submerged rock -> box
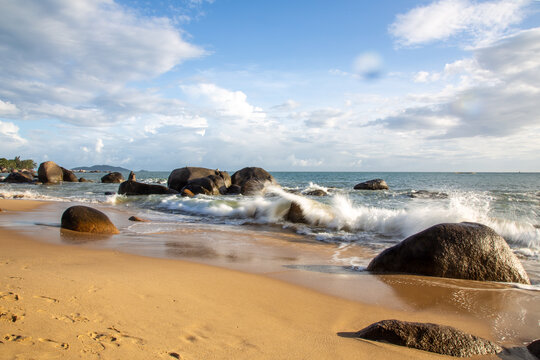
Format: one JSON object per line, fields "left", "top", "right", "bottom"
{"left": 38, "top": 161, "right": 64, "bottom": 184}
{"left": 101, "top": 172, "right": 124, "bottom": 183}
{"left": 61, "top": 206, "right": 119, "bottom": 234}
{"left": 354, "top": 179, "right": 389, "bottom": 190}
{"left": 128, "top": 216, "right": 149, "bottom": 222}
{"left": 304, "top": 189, "right": 328, "bottom": 196}
{"left": 352, "top": 319, "right": 502, "bottom": 357}
{"left": 231, "top": 167, "right": 277, "bottom": 195}
{"left": 408, "top": 190, "right": 448, "bottom": 199}
{"left": 367, "top": 222, "right": 530, "bottom": 284}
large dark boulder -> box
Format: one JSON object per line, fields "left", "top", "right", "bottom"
{"left": 528, "top": 339, "right": 540, "bottom": 359}
{"left": 352, "top": 320, "right": 502, "bottom": 357}
{"left": 61, "top": 206, "right": 119, "bottom": 234}
{"left": 231, "top": 167, "right": 277, "bottom": 195}
{"left": 354, "top": 179, "right": 389, "bottom": 190}
{"left": 367, "top": 222, "right": 530, "bottom": 284}
{"left": 118, "top": 179, "right": 178, "bottom": 196}
{"left": 167, "top": 167, "right": 231, "bottom": 193}
{"left": 61, "top": 167, "right": 78, "bottom": 182}
{"left": 101, "top": 172, "right": 124, "bottom": 183}
{"left": 286, "top": 202, "right": 307, "bottom": 224}
{"left": 4, "top": 171, "right": 34, "bottom": 183}
{"left": 38, "top": 161, "right": 64, "bottom": 184}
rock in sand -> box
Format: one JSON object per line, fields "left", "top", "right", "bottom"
{"left": 61, "top": 205, "right": 119, "bottom": 234}
{"left": 367, "top": 222, "right": 530, "bottom": 284}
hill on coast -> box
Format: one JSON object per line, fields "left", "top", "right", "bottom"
{"left": 72, "top": 165, "right": 130, "bottom": 172}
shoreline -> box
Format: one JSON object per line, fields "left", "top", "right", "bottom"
{"left": 0, "top": 199, "right": 537, "bottom": 359}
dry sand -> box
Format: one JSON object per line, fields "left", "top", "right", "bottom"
{"left": 0, "top": 199, "right": 513, "bottom": 359}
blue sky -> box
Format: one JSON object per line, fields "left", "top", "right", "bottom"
{"left": 1, "top": 0, "right": 539, "bottom": 171}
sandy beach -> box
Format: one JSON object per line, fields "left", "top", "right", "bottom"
{"left": 0, "top": 199, "right": 535, "bottom": 359}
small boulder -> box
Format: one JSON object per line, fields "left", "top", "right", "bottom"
{"left": 354, "top": 179, "right": 389, "bottom": 190}
{"left": 304, "top": 189, "right": 327, "bottom": 196}
{"left": 3, "top": 171, "right": 34, "bottom": 183}
{"left": 61, "top": 167, "right": 78, "bottom": 182}
{"left": 128, "top": 216, "right": 148, "bottom": 222}
{"left": 231, "top": 167, "right": 277, "bottom": 195}
{"left": 286, "top": 202, "right": 307, "bottom": 224}
{"left": 78, "top": 177, "right": 91, "bottom": 183}
{"left": 181, "top": 188, "right": 195, "bottom": 197}
{"left": 38, "top": 161, "right": 64, "bottom": 184}
{"left": 61, "top": 206, "right": 119, "bottom": 234}
{"left": 528, "top": 339, "right": 540, "bottom": 359}
{"left": 367, "top": 222, "right": 530, "bottom": 284}
{"left": 226, "top": 184, "right": 242, "bottom": 195}
{"left": 352, "top": 319, "right": 502, "bottom": 357}
{"left": 101, "top": 172, "right": 124, "bottom": 183}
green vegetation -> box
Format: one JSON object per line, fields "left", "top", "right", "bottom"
{"left": 0, "top": 156, "right": 37, "bottom": 171}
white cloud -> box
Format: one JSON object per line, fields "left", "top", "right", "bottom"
{"left": 95, "top": 138, "right": 104, "bottom": 153}
{"left": 414, "top": 71, "right": 441, "bottom": 83}
{"left": 377, "top": 27, "right": 540, "bottom": 139}
{"left": 390, "top": 0, "right": 531, "bottom": 47}
{"left": 182, "top": 83, "right": 266, "bottom": 122}
{"left": 0, "top": 100, "right": 19, "bottom": 116}
{"left": 0, "top": 120, "right": 26, "bottom": 143}
{"left": 287, "top": 154, "right": 324, "bottom": 168}
{"left": 0, "top": 0, "right": 204, "bottom": 125}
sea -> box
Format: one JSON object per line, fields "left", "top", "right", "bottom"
{"left": 1, "top": 171, "right": 538, "bottom": 271}
{"left": 2, "top": 170, "right": 539, "bottom": 345}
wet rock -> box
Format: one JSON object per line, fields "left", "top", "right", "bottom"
{"left": 286, "top": 202, "right": 307, "bottom": 224}
{"left": 128, "top": 216, "right": 149, "bottom": 222}
{"left": 354, "top": 179, "right": 389, "bottom": 190}
{"left": 118, "top": 175, "right": 178, "bottom": 196}
{"left": 61, "top": 206, "right": 119, "bottom": 234}
{"left": 181, "top": 188, "right": 195, "bottom": 197}
{"left": 367, "top": 222, "right": 530, "bottom": 284}
{"left": 231, "top": 167, "right": 277, "bottom": 195}
{"left": 304, "top": 189, "right": 327, "bottom": 196}
{"left": 104, "top": 191, "right": 115, "bottom": 196}
{"left": 528, "top": 339, "right": 540, "bottom": 359}
{"left": 61, "top": 167, "right": 78, "bottom": 182}
{"left": 3, "top": 171, "right": 34, "bottom": 183}
{"left": 408, "top": 190, "right": 448, "bottom": 199}
{"left": 38, "top": 161, "right": 64, "bottom": 184}
{"left": 226, "top": 184, "right": 242, "bottom": 195}
{"left": 101, "top": 172, "right": 124, "bottom": 183}
{"left": 167, "top": 167, "right": 231, "bottom": 193}
{"left": 78, "top": 177, "right": 90, "bottom": 183}
{"left": 351, "top": 319, "right": 502, "bottom": 357}
{"left": 128, "top": 171, "right": 136, "bottom": 182}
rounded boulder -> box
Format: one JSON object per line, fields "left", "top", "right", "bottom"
{"left": 38, "top": 161, "right": 64, "bottom": 184}
{"left": 61, "top": 206, "right": 119, "bottom": 234}
{"left": 367, "top": 222, "right": 530, "bottom": 284}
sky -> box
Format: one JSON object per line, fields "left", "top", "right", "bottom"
{"left": 0, "top": 0, "right": 539, "bottom": 172}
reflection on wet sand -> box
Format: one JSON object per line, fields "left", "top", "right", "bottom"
{"left": 60, "top": 228, "right": 115, "bottom": 243}
{"left": 375, "top": 274, "right": 540, "bottom": 345}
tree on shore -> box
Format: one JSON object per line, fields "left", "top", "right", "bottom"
{"left": 0, "top": 156, "right": 37, "bottom": 171}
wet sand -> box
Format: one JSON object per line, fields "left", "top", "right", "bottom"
{"left": 0, "top": 199, "right": 537, "bottom": 359}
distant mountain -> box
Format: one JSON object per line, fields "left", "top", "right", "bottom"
{"left": 72, "top": 165, "right": 131, "bottom": 172}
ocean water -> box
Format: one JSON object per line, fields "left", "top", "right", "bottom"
{"left": 1, "top": 170, "right": 539, "bottom": 269}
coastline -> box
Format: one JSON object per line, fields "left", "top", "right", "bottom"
{"left": 0, "top": 198, "right": 506, "bottom": 359}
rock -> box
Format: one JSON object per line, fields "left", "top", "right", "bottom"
{"left": 101, "top": 172, "right": 125, "bottom": 183}
{"left": 118, "top": 179, "right": 178, "bottom": 196}
{"left": 304, "top": 189, "right": 327, "bottom": 196}
{"left": 104, "top": 191, "right": 115, "bottom": 196}
{"left": 354, "top": 179, "right": 389, "bottom": 190}
{"left": 286, "top": 202, "right": 307, "bottom": 224}
{"left": 231, "top": 167, "right": 277, "bottom": 195}
{"left": 61, "top": 167, "right": 78, "bottom": 182}
{"left": 60, "top": 205, "right": 119, "bottom": 234}
{"left": 409, "top": 190, "right": 448, "bottom": 199}
{"left": 226, "top": 184, "right": 242, "bottom": 195}
{"left": 38, "top": 161, "right": 64, "bottom": 184}
{"left": 128, "top": 171, "right": 136, "bottom": 181}
{"left": 528, "top": 339, "right": 540, "bottom": 359}
{"left": 352, "top": 320, "right": 502, "bottom": 357}
{"left": 181, "top": 188, "right": 195, "bottom": 197}
{"left": 78, "top": 177, "right": 90, "bottom": 183}
{"left": 3, "top": 171, "right": 34, "bottom": 183}
{"left": 167, "top": 167, "right": 231, "bottom": 193}
{"left": 128, "top": 216, "right": 148, "bottom": 222}
{"left": 367, "top": 222, "right": 531, "bottom": 284}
